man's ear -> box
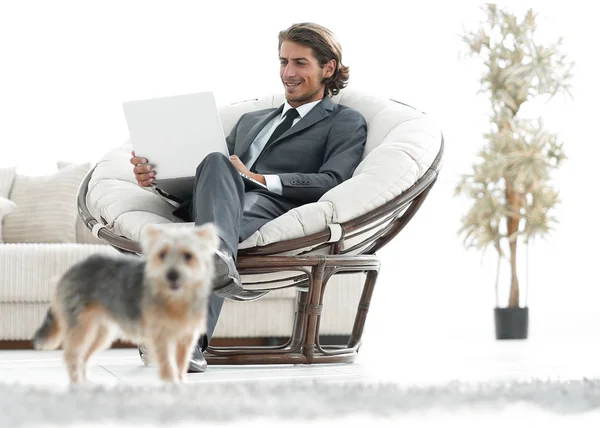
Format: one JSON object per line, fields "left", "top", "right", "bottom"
{"left": 323, "top": 59, "right": 336, "bottom": 79}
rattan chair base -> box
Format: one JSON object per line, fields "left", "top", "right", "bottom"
{"left": 205, "top": 254, "right": 379, "bottom": 365}
{"left": 204, "top": 350, "right": 358, "bottom": 365}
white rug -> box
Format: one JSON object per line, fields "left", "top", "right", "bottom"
{"left": 2, "top": 378, "right": 600, "bottom": 427}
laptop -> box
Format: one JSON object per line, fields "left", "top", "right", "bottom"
{"left": 123, "top": 91, "right": 267, "bottom": 203}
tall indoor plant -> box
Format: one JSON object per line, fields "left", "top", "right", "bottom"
{"left": 456, "top": 4, "right": 573, "bottom": 339}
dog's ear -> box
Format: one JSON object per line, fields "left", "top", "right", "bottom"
{"left": 140, "top": 225, "right": 162, "bottom": 252}
{"left": 194, "top": 223, "right": 220, "bottom": 251}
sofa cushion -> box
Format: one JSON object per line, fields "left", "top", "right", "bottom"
{"left": 0, "top": 302, "right": 51, "bottom": 340}
{"left": 3, "top": 163, "right": 91, "bottom": 244}
{"left": 0, "top": 167, "right": 16, "bottom": 199}
{"left": 0, "top": 243, "right": 120, "bottom": 302}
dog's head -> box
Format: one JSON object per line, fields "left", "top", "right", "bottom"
{"left": 140, "top": 223, "right": 220, "bottom": 300}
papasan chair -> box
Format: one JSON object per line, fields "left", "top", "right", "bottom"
{"left": 77, "top": 88, "right": 444, "bottom": 365}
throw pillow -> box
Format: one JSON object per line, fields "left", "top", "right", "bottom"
{"left": 0, "top": 197, "right": 17, "bottom": 243}
{"left": 0, "top": 166, "right": 16, "bottom": 198}
{"left": 2, "top": 163, "right": 91, "bottom": 243}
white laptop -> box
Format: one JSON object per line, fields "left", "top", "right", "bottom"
{"left": 123, "top": 91, "right": 267, "bottom": 203}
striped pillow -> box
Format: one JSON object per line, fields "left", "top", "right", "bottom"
{"left": 0, "top": 167, "right": 17, "bottom": 244}
{"left": 0, "top": 167, "right": 16, "bottom": 198}
{"left": 0, "top": 197, "right": 17, "bottom": 243}
{"left": 2, "top": 164, "right": 90, "bottom": 243}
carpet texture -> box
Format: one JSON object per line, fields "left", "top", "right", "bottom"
{"left": 2, "top": 378, "right": 600, "bottom": 427}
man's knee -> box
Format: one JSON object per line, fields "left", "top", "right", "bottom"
{"left": 195, "top": 152, "right": 230, "bottom": 175}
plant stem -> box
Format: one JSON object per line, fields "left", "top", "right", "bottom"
{"left": 495, "top": 251, "right": 501, "bottom": 307}
{"left": 505, "top": 180, "right": 521, "bottom": 307}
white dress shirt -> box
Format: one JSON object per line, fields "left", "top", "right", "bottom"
{"left": 244, "top": 99, "right": 322, "bottom": 195}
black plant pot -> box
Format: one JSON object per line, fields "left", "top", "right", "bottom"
{"left": 494, "top": 307, "right": 528, "bottom": 340}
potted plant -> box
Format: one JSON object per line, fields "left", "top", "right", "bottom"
{"left": 456, "top": 4, "right": 573, "bottom": 339}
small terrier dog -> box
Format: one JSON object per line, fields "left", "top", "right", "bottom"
{"left": 33, "top": 223, "right": 219, "bottom": 384}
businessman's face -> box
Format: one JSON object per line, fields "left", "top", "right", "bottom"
{"left": 279, "top": 41, "right": 335, "bottom": 108}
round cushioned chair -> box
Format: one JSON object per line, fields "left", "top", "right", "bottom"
{"left": 77, "top": 88, "right": 444, "bottom": 365}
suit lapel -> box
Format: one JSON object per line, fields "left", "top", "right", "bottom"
{"left": 268, "top": 97, "right": 334, "bottom": 149}
{"left": 238, "top": 97, "right": 335, "bottom": 158}
{"left": 236, "top": 106, "right": 283, "bottom": 158}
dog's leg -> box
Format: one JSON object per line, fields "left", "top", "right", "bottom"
{"left": 63, "top": 331, "right": 83, "bottom": 384}
{"left": 63, "top": 324, "right": 96, "bottom": 383}
{"left": 152, "top": 333, "right": 178, "bottom": 383}
{"left": 64, "top": 307, "right": 106, "bottom": 383}
{"left": 175, "top": 333, "right": 196, "bottom": 382}
{"left": 83, "top": 324, "right": 115, "bottom": 365}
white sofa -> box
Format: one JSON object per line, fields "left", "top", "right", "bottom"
{"left": 0, "top": 163, "right": 119, "bottom": 341}
{"left": 0, "top": 164, "right": 364, "bottom": 343}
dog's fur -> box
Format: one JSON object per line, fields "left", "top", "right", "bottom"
{"left": 32, "top": 223, "right": 219, "bottom": 384}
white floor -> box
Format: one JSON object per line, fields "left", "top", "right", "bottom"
{"left": 2, "top": 337, "right": 599, "bottom": 388}
{"left": 2, "top": 338, "right": 600, "bottom": 426}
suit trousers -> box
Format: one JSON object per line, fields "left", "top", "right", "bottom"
{"left": 173, "top": 152, "right": 301, "bottom": 350}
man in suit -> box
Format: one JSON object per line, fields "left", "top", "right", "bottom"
{"left": 130, "top": 22, "right": 367, "bottom": 372}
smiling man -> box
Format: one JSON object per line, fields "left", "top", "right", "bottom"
{"left": 130, "top": 22, "right": 367, "bottom": 373}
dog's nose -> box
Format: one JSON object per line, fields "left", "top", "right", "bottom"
{"left": 166, "top": 269, "right": 179, "bottom": 283}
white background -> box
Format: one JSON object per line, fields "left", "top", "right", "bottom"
{"left": 0, "top": 1, "right": 598, "bottom": 346}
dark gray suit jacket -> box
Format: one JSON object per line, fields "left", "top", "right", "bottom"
{"left": 227, "top": 96, "right": 367, "bottom": 204}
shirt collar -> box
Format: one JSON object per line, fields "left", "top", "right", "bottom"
{"left": 282, "top": 99, "right": 322, "bottom": 119}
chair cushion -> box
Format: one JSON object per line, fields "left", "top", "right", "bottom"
{"left": 56, "top": 162, "right": 107, "bottom": 245}
{"left": 87, "top": 88, "right": 442, "bottom": 254}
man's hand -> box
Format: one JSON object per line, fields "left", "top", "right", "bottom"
{"left": 229, "top": 155, "right": 266, "bottom": 185}
{"left": 130, "top": 151, "right": 155, "bottom": 187}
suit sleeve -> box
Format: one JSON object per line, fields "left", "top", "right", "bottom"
{"left": 278, "top": 109, "right": 367, "bottom": 204}
{"left": 225, "top": 113, "right": 246, "bottom": 155}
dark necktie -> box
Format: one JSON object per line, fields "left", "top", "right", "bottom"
{"left": 248, "top": 108, "right": 299, "bottom": 173}
{"left": 264, "top": 108, "right": 299, "bottom": 150}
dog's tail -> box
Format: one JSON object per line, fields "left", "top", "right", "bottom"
{"left": 33, "top": 307, "right": 63, "bottom": 350}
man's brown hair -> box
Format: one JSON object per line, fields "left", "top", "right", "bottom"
{"left": 278, "top": 23, "right": 350, "bottom": 97}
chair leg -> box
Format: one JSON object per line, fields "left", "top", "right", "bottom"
{"left": 312, "top": 267, "right": 380, "bottom": 359}
{"left": 288, "top": 290, "right": 308, "bottom": 349}
{"left": 301, "top": 258, "right": 326, "bottom": 363}
{"left": 347, "top": 270, "right": 379, "bottom": 349}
